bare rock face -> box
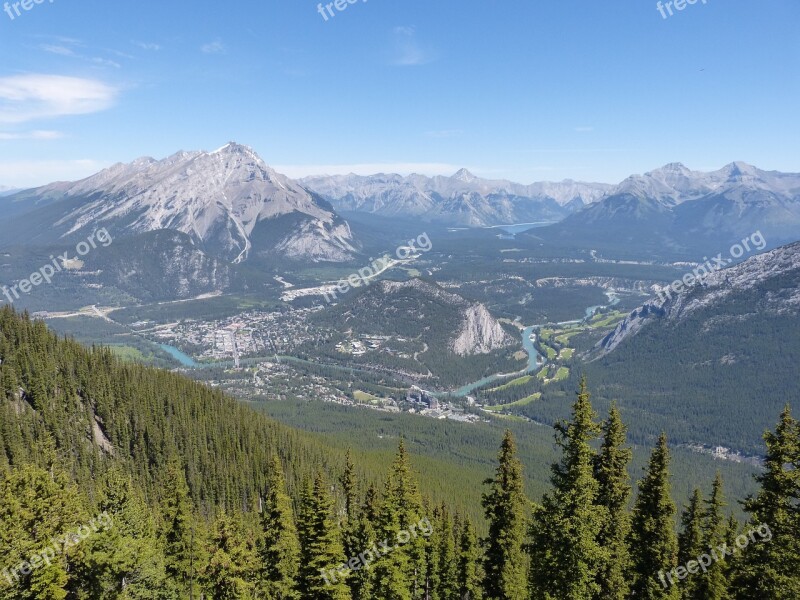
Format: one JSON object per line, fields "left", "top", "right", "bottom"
{"left": 33, "top": 142, "right": 357, "bottom": 263}
{"left": 452, "top": 304, "right": 515, "bottom": 356}
{"left": 597, "top": 241, "right": 800, "bottom": 355}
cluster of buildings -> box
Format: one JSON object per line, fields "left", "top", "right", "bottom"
{"left": 135, "top": 307, "right": 323, "bottom": 365}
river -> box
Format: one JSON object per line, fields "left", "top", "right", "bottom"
{"left": 159, "top": 291, "right": 618, "bottom": 398}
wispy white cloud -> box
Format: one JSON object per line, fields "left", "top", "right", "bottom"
{"left": 391, "top": 27, "right": 434, "bottom": 66}
{"left": 0, "top": 75, "right": 118, "bottom": 124}
{"left": 201, "top": 39, "right": 226, "bottom": 54}
{"left": 133, "top": 41, "right": 161, "bottom": 51}
{"left": 37, "top": 37, "right": 124, "bottom": 69}
{"left": 0, "top": 159, "right": 108, "bottom": 188}
{"left": 40, "top": 44, "right": 76, "bottom": 57}
{"left": 274, "top": 162, "right": 470, "bottom": 178}
{"left": 574, "top": 126, "right": 595, "bottom": 133}
{"left": 0, "top": 130, "right": 64, "bottom": 140}
{"left": 92, "top": 57, "right": 122, "bottom": 69}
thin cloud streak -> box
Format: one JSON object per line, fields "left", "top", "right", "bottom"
{"left": 0, "top": 75, "right": 118, "bottom": 124}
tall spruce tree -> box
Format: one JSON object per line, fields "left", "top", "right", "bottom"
{"left": 433, "top": 504, "right": 458, "bottom": 600}
{"left": 347, "top": 485, "right": 379, "bottom": 600}
{"left": 593, "top": 402, "right": 632, "bottom": 600}
{"left": 258, "top": 456, "right": 300, "bottom": 600}
{"left": 528, "top": 378, "right": 604, "bottom": 600}
{"left": 629, "top": 433, "right": 681, "bottom": 600}
{"left": 0, "top": 462, "right": 84, "bottom": 600}
{"left": 160, "top": 459, "right": 202, "bottom": 600}
{"left": 481, "top": 430, "right": 527, "bottom": 600}
{"left": 297, "top": 471, "right": 351, "bottom": 600}
{"left": 677, "top": 489, "right": 704, "bottom": 600}
{"left": 204, "top": 511, "right": 258, "bottom": 600}
{"left": 73, "top": 467, "right": 168, "bottom": 599}
{"left": 697, "top": 474, "right": 730, "bottom": 600}
{"left": 373, "top": 440, "right": 427, "bottom": 600}
{"left": 732, "top": 406, "right": 800, "bottom": 599}
{"left": 340, "top": 450, "right": 367, "bottom": 600}
{"left": 457, "top": 517, "right": 483, "bottom": 600}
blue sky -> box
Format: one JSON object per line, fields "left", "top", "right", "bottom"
{"left": 0, "top": 0, "right": 798, "bottom": 188}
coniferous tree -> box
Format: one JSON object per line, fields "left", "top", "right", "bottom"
{"left": 457, "top": 517, "right": 483, "bottom": 600}
{"left": 593, "top": 402, "right": 632, "bottom": 600}
{"left": 629, "top": 433, "right": 681, "bottom": 600}
{"left": 160, "top": 459, "right": 202, "bottom": 600}
{"left": 434, "top": 504, "right": 458, "bottom": 600}
{"left": 373, "top": 440, "right": 427, "bottom": 600}
{"left": 297, "top": 471, "right": 351, "bottom": 600}
{"left": 732, "top": 406, "right": 800, "bottom": 599}
{"left": 73, "top": 467, "right": 168, "bottom": 599}
{"left": 481, "top": 430, "right": 527, "bottom": 600}
{"left": 258, "top": 456, "right": 300, "bottom": 600}
{"left": 528, "top": 378, "right": 604, "bottom": 600}
{"left": 340, "top": 449, "right": 358, "bottom": 522}
{"left": 0, "top": 463, "right": 83, "bottom": 600}
{"left": 204, "top": 511, "right": 258, "bottom": 600}
{"left": 721, "top": 515, "right": 739, "bottom": 590}
{"left": 426, "top": 505, "right": 442, "bottom": 600}
{"left": 347, "top": 485, "right": 379, "bottom": 600}
{"left": 697, "top": 473, "right": 730, "bottom": 600}
{"left": 677, "top": 489, "right": 704, "bottom": 600}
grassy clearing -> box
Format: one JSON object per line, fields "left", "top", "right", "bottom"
{"left": 552, "top": 367, "right": 570, "bottom": 382}
{"left": 353, "top": 390, "right": 384, "bottom": 404}
{"left": 486, "top": 375, "right": 533, "bottom": 393}
{"left": 555, "top": 330, "right": 581, "bottom": 345}
{"left": 559, "top": 348, "right": 574, "bottom": 360}
{"left": 588, "top": 310, "right": 627, "bottom": 329}
{"left": 539, "top": 329, "right": 555, "bottom": 342}
{"left": 108, "top": 345, "right": 147, "bottom": 363}
{"left": 484, "top": 393, "right": 542, "bottom": 412}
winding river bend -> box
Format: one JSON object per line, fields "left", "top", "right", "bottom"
{"left": 445, "top": 290, "right": 621, "bottom": 398}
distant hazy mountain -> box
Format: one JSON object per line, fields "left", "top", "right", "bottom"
{"left": 534, "top": 162, "right": 800, "bottom": 256}
{"left": 1, "top": 143, "right": 358, "bottom": 264}
{"left": 585, "top": 241, "right": 800, "bottom": 452}
{"left": 300, "top": 170, "right": 614, "bottom": 227}
{"left": 0, "top": 185, "right": 19, "bottom": 197}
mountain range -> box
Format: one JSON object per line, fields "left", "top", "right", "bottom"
{"left": 532, "top": 162, "right": 800, "bottom": 257}
{"left": 300, "top": 170, "right": 613, "bottom": 227}
{"left": 1, "top": 143, "right": 358, "bottom": 264}
{"left": 2, "top": 146, "right": 798, "bottom": 277}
